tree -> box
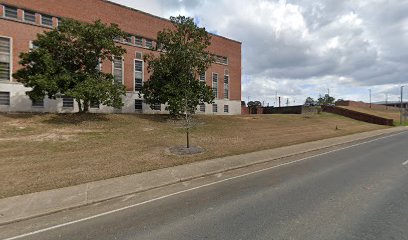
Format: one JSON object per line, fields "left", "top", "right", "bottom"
{"left": 141, "top": 15, "right": 215, "bottom": 148}
{"left": 317, "top": 94, "right": 336, "bottom": 106}
{"left": 247, "top": 101, "right": 262, "bottom": 107}
{"left": 13, "top": 19, "right": 127, "bottom": 113}
{"left": 304, "top": 97, "right": 316, "bottom": 106}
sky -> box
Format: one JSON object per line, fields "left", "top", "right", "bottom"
{"left": 111, "top": 0, "right": 408, "bottom": 106}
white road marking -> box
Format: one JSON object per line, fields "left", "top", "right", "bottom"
{"left": 3, "top": 131, "right": 407, "bottom": 240}
{"left": 403, "top": 160, "right": 408, "bottom": 166}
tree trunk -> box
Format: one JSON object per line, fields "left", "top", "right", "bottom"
{"left": 186, "top": 127, "right": 190, "bottom": 148}
{"left": 83, "top": 101, "right": 89, "bottom": 113}
{"left": 77, "top": 99, "right": 83, "bottom": 113}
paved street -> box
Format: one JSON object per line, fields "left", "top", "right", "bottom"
{"left": 2, "top": 131, "right": 408, "bottom": 240}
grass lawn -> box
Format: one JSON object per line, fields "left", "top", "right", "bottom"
{"left": 339, "top": 106, "right": 404, "bottom": 125}
{"left": 0, "top": 112, "right": 387, "bottom": 198}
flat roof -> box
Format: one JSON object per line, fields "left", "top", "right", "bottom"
{"left": 103, "top": 0, "right": 241, "bottom": 44}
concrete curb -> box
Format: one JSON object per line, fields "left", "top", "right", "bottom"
{"left": 1, "top": 127, "right": 407, "bottom": 225}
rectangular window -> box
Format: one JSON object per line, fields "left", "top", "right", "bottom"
{"left": 224, "top": 105, "right": 229, "bottom": 113}
{"left": 32, "top": 98, "right": 44, "bottom": 107}
{"left": 199, "top": 72, "right": 206, "bottom": 82}
{"left": 0, "top": 92, "right": 10, "bottom": 106}
{"left": 152, "top": 103, "right": 161, "bottom": 111}
{"left": 145, "top": 39, "right": 153, "bottom": 49}
{"left": 113, "top": 56, "right": 123, "bottom": 84}
{"left": 200, "top": 104, "right": 205, "bottom": 112}
{"left": 135, "top": 99, "right": 143, "bottom": 110}
{"left": 62, "top": 96, "right": 74, "bottom": 108}
{"left": 224, "top": 70, "right": 229, "bottom": 99}
{"left": 135, "top": 37, "right": 143, "bottom": 47}
{"left": 215, "top": 56, "right": 228, "bottom": 65}
{"left": 41, "top": 14, "right": 53, "bottom": 27}
{"left": 212, "top": 104, "right": 218, "bottom": 113}
{"left": 134, "top": 59, "right": 143, "bottom": 91}
{"left": 23, "top": 10, "right": 36, "bottom": 23}
{"left": 4, "top": 6, "right": 18, "bottom": 19}
{"left": 124, "top": 35, "right": 132, "bottom": 44}
{"left": 90, "top": 99, "right": 99, "bottom": 109}
{"left": 212, "top": 73, "right": 218, "bottom": 98}
{"left": 0, "top": 37, "right": 11, "bottom": 81}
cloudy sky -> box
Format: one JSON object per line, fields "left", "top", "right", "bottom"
{"left": 111, "top": 0, "right": 408, "bottom": 106}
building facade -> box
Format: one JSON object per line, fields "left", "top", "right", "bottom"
{"left": 0, "top": 0, "right": 242, "bottom": 114}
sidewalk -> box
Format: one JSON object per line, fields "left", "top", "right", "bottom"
{"left": 0, "top": 127, "right": 407, "bottom": 225}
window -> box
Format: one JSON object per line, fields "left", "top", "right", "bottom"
{"left": 151, "top": 103, "right": 161, "bottom": 111}
{"left": 113, "top": 56, "right": 123, "bottom": 84}
{"left": 0, "top": 92, "right": 10, "bottom": 106}
{"left": 135, "top": 37, "right": 143, "bottom": 47}
{"left": 124, "top": 35, "right": 132, "bottom": 44}
{"left": 135, "top": 99, "right": 143, "bottom": 111}
{"left": 29, "top": 40, "right": 38, "bottom": 51}
{"left": 62, "top": 96, "right": 74, "bottom": 108}
{"left": 212, "top": 104, "right": 218, "bottom": 113}
{"left": 145, "top": 39, "right": 153, "bottom": 49}
{"left": 200, "top": 104, "right": 205, "bottom": 112}
{"left": 4, "top": 6, "right": 18, "bottom": 19}
{"left": 199, "top": 72, "right": 206, "bottom": 82}
{"left": 224, "top": 105, "right": 229, "bottom": 113}
{"left": 90, "top": 99, "right": 99, "bottom": 109}
{"left": 24, "top": 10, "right": 36, "bottom": 23}
{"left": 0, "top": 37, "right": 11, "bottom": 81}
{"left": 41, "top": 14, "right": 53, "bottom": 27}
{"left": 212, "top": 73, "right": 218, "bottom": 98}
{"left": 134, "top": 59, "right": 143, "bottom": 91}
{"left": 215, "top": 55, "right": 228, "bottom": 65}
{"left": 32, "top": 98, "right": 44, "bottom": 107}
{"left": 224, "top": 70, "right": 229, "bottom": 99}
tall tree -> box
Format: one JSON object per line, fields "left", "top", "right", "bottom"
{"left": 304, "top": 97, "right": 316, "bottom": 106}
{"left": 141, "top": 16, "right": 215, "bottom": 116}
{"left": 141, "top": 15, "right": 215, "bottom": 148}
{"left": 13, "top": 19, "right": 127, "bottom": 113}
{"left": 317, "top": 94, "right": 336, "bottom": 106}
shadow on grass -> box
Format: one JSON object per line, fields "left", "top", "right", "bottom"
{"left": 0, "top": 112, "right": 42, "bottom": 120}
{"left": 130, "top": 113, "right": 173, "bottom": 123}
{"left": 42, "top": 113, "right": 109, "bottom": 125}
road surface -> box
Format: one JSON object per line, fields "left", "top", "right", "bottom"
{"left": 2, "top": 131, "right": 408, "bottom": 240}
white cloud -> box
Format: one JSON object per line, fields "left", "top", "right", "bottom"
{"left": 111, "top": 0, "right": 408, "bottom": 105}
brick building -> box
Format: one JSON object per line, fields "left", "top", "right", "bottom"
{"left": 0, "top": 0, "right": 242, "bottom": 114}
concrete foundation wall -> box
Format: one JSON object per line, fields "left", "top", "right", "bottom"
{"left": 0, "top": 82, "right": 241, "bottom": 115}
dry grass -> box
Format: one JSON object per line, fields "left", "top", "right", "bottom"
{"left": 339, "top": 106, "right": 402, "bottom": 124}
{"left": 0, "top": 112, "right": 387, "bottom": 198}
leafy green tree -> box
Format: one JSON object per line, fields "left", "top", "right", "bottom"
{"left": 304, "top": 97, "right": 316, "bottom": 106}
{"left": 141, "top": 15, "right": 215, "bottom": 149}
{"left": 317, "top": 94, "right": 336, "bottom": 106}
{"left": 247, "top": 101, "right": 262, "bottom": 107}
{"left": 141, "top": 15, "right": 215, "bottom": 116}
{"left": 13, "top": 19, "right": 127, "bottom": 113}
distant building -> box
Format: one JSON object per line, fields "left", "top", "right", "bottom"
{"left": 0, "top": 0, "right": 242, "bottom": 114}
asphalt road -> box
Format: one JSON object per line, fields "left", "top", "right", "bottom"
{"left": 2, "top": 131, "right": 408, "bottom": 240}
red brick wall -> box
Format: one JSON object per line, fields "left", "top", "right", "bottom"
{"left": 335, "top": 101, "right": 399, "bottom": 111}
{"left": 323, "top": 106, "right": 394, "bottom": 126}
{"left": 0, "top": 0, "right": 241, "bottom": 100}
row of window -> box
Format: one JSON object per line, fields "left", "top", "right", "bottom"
{"left": 200, "top": 69, "right": 230, "bottom": 99}
{"left": 0, "top": 91, "right": 230, "bottom": 113}
{"left": 2, "top": 5, "right": 59, "bottom": 27}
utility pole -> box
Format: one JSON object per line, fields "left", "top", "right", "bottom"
{"left": 279, "top": 97, "right": 281, "bottom": 107}
{"left": 369, "top": 89, "right": 372, "bottom": 108}
{"left": 327, "top": 88, "right": 330, "bottom": 96}
{"left": 286, "top": 98, "right": 289, "bottom": 107}
{"left": 386, "top": 93, "right": 388, "bottom": 110}
{"left": 275, "top": 91, "right": 278, "bottom": 107}
{"left": 401, "top": 86, "right": 404, "bottom": 125}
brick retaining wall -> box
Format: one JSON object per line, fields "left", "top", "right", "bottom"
{"left": 323, "top": 106, "right": 394, "bottom": 126}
